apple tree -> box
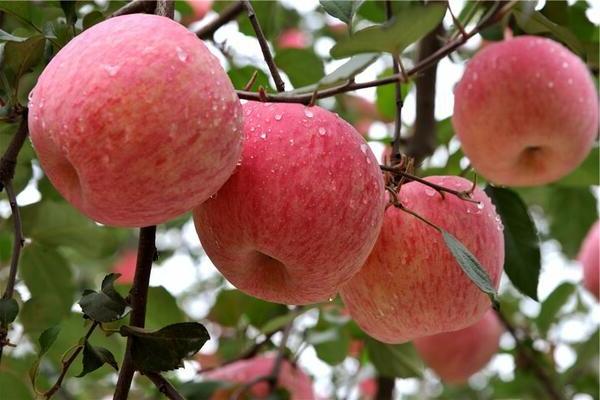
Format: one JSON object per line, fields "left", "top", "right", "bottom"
{"left": 0, "top": 1, "right": 598, "bottom": 399}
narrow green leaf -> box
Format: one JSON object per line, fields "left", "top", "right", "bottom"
{"left": 441, "top": 230, "right": 499, "bottom": 307}
{"left": 79, "top": 274, "right": 128, "bottom": 323}
{"left": 319, "top": 0, "right": 363, "bottom": 26}
{"left": 82, "top": 10, "right": 105, "bottom": 30}
{"left": 366, "top": 338, "right": 423, "bottom": 378}
{"left": 76, "top": 341, "right": 118, "bottom": 377}
{"left": 513, "top": 7, "right": 583, "bottom": 55}
{"left": 536, "top": 282, "right": 576, "bottom": 335}
{"left": 60, "top": 0, "right": 77, "bottom": 25}
{"left": 330, "top": 2, "right": 446, "bottom": 58}
{"left": 0, "top": 298, "right": 19, "bottom": 325}
{"left": 120, "top": 322, "right": 210, "bottom": 372}
{"left": 485, "top": 186, "right": 541, "bottom": 301}
{"left": 0, "top": 29, "right": 27, "bottom": 42}
{"left": 38, "top": 325, "right": 61, "bottom": 357}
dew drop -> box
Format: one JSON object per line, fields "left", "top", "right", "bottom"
{"left": 366, "top": 157, "right": 371, "bottom": 164}
{"left": 360, "top": 143, "right": 368, "bottom": 154}
{"left": 328, "top": 297, "right": 334, "bottom": 302}
{"left": 567, "top": 78, "right": 573, "bottom": 85}
{"left": 472, "top": 72, "right": 478, "bottom": 81}
{"left": 477, "top": 202, "right": 484, "bottom": 210}
{"left": 562, "top": 62, "right": 569, "bottom": 69}
{"left": 274, "top": 114, "right": 282, "bottom": 121}
{"left": 176, "top": 46, "right": 188, "bottom": 62}
{"left": 304, "top": 109, "right": 314, "bottom": 118}
{"left": 425, "top": 188, "right": 436, "bottom": 197}
{"left": 102, "top": 64, "right": 120, "bottom": 76}
{"left": 259, "top": 132, "right": 267, "bottom": 139}
{"left": 547, "top": 81, "right": 554, "bottom": 89}
{"left": 535, "top": 72, "right": 541, "bottom": 79}
{"left": 289, "top": 139, "right": 294, "bottom": 145}
{"left": 318, "top": 127, "right": 326, "bottom": 136}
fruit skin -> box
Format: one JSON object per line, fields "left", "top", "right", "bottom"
{"left": 578, "top": 220, "right": 599, "bottom": 299}
{"left": 113, "top": 250, "right": 138, "bottom": 284}
{"left": 204, "top": 355, "right": 316, "bottom": 400}
{"left": 194, "top": 101, "right": 386, "bottom": 305}
{"left": 340, "top": 176, "right": 504, "bottom": 343}
{"left": 453, "top": 36, "right": 598, "bottom": 187}
{"left": 186, "top": 0, "right": 213, "bottom": 19}
{"left": 413, "top": 309, "right": 503, "bottom": 384}
{"left": 277, "top": 28, "right": 309, "bottom": 49}
{"left": 28, "top": 14, "right": 243, "bottom": 227}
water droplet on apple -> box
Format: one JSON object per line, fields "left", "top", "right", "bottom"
{"left": 176, "top": 46, "right": 187, "bottom": 62}
{"left": 259, "top": 132, "right": 267, "bottom": 139}
{"left": 425, "top": 188, "right": 435, "bottom": 197}
{"left": 567, "top": 78, "right": 573, "bottom": 85}
{"left": 304, "top": 109, "right": 314, "bottom": 118}
{"left": 360, "top": 143, "right": 368, "bottom": 154}
{"left": 477, "top": 202, "right": 484, "bottom": 210}
{"left": 274, "top": 114, "right": 282, "bottom": 121}
{"left": 547, "top": 81, "right": 554, "bottom": 89}
{"left": 366, "top": 157, "right": 371, "bottom": 164}
{"left": 289, "top": 139, "right": 294, "bottom": 145}
{"left": 102, "top": 64, "right": 120, "bottom": 76}
{"left": 318, "top": 127, "right": 326, "bottom": 136}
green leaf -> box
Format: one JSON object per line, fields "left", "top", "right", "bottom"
{"left": 179, "top": 381, "right": 227, "bottom": 400}
{"left": 228, "top": 66, "right": 271, "bottom": 91}
{"left": 274, "top": 48, "right": 324, "bottom": 88}
{"left": 330, "top": 2, "right": 446, "bottom": 58}
{"left": 485, "top": 186, "right": 541, "bottom": 301}
{"left": 547, "top": 187, "right": 597, "bottom": 258}
{"left": 366, "top": 338, "right": 423, "bottom": 378}
{"left": 0, "top": 29, "right": 27, "bottom": 42}
{"left": 209, "top": 289, "right": 287, "bottom": 330}
{"left": 308, "top": 310, "right": 350, "bottom": 365}
{"left": 20, "top": 244, "right": 75, "bottom": 321}
{"left": 76, "top": 341, "right": 118, "bottom": 377}
{"left": 0, "top": 371, "right": 32, "bottom": 400}
{"left": 441, "top": 230, "right": 499, "bottom": 307}
{"left": 79, "top": 273, "right": 128, "bottom": 323}
{"left": 120, "top": 322, "right": 210, "bottom": 372}
{"left": 375, "top": 67, "right": 412, "bottom": 120}
{"left": 513, "top": 7, "right": 583, "bottom": 55}
{"left": 536, "top": 282, "right": 576, "bottom": 335}
{"left": 38, "top": 325, "right": 61, "bottom": 357}
{"left": 60, "top": 0, "right": 77, "bottom": 25}
{"left": 144, "top": 286, "right": 186, "bottom": 330}
{"left": 82, "top": 10, "right": 105, "bottom": 30}
{"left": 0, "top": 298, "right": 19, "bottom": 325}
{"left": 319, "top": 0, "right": 363, "bottom": 26}
{"left": 556, "top": 147, "right": 599, "bottom": 187}
{"left": 2, "top": 34, "right": 45, "bottom": 82}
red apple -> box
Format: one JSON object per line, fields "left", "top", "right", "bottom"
{"left": 453, "top": 36, "right": 598, "bottom": 186}
{"left": 112, "top": 250, "right": 137, "bottom": 284}
{"left": 194, "top": 101, "right": 386, "bottom": 305}
{"left": 204, "top": 355, "right": 316, "bottom": 400}
{"left": 578, "top": 221, "right": 599, "bottom": 299}
{"left": 413, "top": 309, "right": 503, "bottom": 384}
{"left": 28, "top": 14, "right": 243, "bottom": 227}
{"left": 340, "top": 176, "right": 504, "bottom": 343}
{"left": 277, "top": 28, "right": 309, "bottom": 49}
{"left": 359, "top": 377, "right": 377, "bottom": 399}
{"left": 186, "top": 0, "right": 213, "bottom": 20}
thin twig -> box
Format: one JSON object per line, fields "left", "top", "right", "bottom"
{"left": 1, "top": 182, "right": 24, "bottom": 300}
{"left": 375, "top": 376, "right": 395, "bottom": 400}
{"left": 0, "top": 108, "right": 29, "bottom": 192}
{"left": 241, "top": 0, "right": 285, "bottom": 92}
{"left": 235, "top": 1, "right": 512, "bottom": 103}
{"left": 42, "top": 322, "right": 99, "bottom": 399}
{"left": 385, "top": 0, "right": 404, "bottom": 165}
{"left": 194, "top": 1, "right": 245, "bottom": 40}
{"left": 113, "top": 226, "right": 157, "bottom": 400}
{"left": 495, "top": 310, "right": 566, "bottom": 400}
{"left": 154, "top": 0, "right": 174, "bottom": 18}
{"left": 145, "top": 372, "right": 185, "bottom": 400}
{"left": 111, "top": 0, "right": 157, "bottom": 18}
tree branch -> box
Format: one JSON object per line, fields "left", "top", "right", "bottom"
{"left": 194, "top": 1, "right": 245, "bottom": 40}
{"left": 375, "top": 376, "right": 394, "bottom": 400}
{"left": 495, "top": 309, "right": 566, "bottom": 400}
{"left": 405, "top": 23, "right": 445, "bottom": 165}
{"left": 241, "top": 0, "right": 285, "bottom": 92}
{"left": 113, "top": 226, "right": 157, "bottom": 400}
{"left": 235, "top": 1, "right": 512, "bottom": 103}
{"left": 385, "top": 0, "right": 404, "bottom": 164}
{"left": 145, "top": 372, "right": 184, "bottom": 400}
{"left": 42, "top": 322, "right": 99, "bottom": 399}
{"left": 110, "top": 0, "right": 157, "bottom": 18}
{"left": 154, "top": 0, "right": 174, "bottom": 19}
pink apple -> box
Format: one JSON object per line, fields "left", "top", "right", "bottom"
{"left": 340, "top": 176, "right": 504, "bottom": 343}
{"left": 113, "top": 250, "right": 138, "bottom": 284}
{"left": 204, "top": 355, "right": 316, "bottom": 400}
{"left": 193, "top": 101, "right": 385, "bottom": 305}
{"left": 413, "top": 309, "right": 503, "bottom": 384}
{"left": 277, "top": 28, "right": 309, "bottom": 49}
{"left": 578, "top": 221, "right": 599, "bottom": 299}
{"left": 186, "top": 0, "right": 213, "bottom": 19}
{"left": 359, "top": 377, "right": 377, "bottom": 399}
{"left": 453, "top": 36, "right": 598, "bottom": 186}
{"left": 28, "top": 14, "right": 243, "bottom": 227}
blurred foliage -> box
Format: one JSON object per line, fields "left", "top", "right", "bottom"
{"left": 0, "top": 1, "right": 597, "bottom": 399}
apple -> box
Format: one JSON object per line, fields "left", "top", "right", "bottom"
{"left": 28, "top": 14, "right": 243, "bottom": 227}
{"left": 340, "top": 176, "right": 504, "bottom": 343}
{"left": 112, "top": 250, "right": 137, "bottom": 284}
{"left": 359, "top": 377, "right": 377, "bottom": 399}
{"left": 413, "top": 309, "right": 503, "bottom": 384}
{"left": 204, "top": 355, "right": 316, "bottom": 400}
{"left": 453, "top": 36, "right": 598, "bottom": 186}
{"left": 578, "top": 220, "right": 599, "bottom": 299}
{"left": 277, "top": 28, "right": 309, "bottom": 49}
{"left": 186, "top": 0, "right": 213, "bottom": 20}
{"left": 193, "top": 101, "right": 386, "bottom": 305}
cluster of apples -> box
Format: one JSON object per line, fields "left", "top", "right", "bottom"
{"left": 28, "top": 12, "right": 598, "bottom": 388}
